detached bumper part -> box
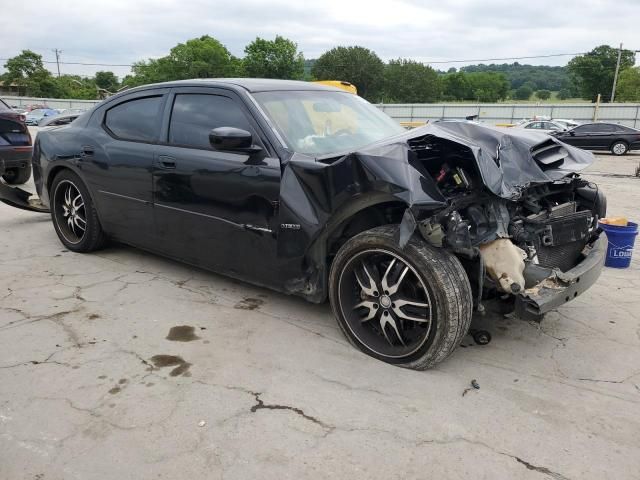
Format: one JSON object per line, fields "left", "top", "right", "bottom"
{"left": 0, "top": 182, "right": 50, "bottom": 213}
{"left": 514, "top": 236, "right": 606, "bottom": 320}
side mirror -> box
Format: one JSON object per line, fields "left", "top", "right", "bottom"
{"left": 209, "top": 127, "right": 262, "bottom": 153}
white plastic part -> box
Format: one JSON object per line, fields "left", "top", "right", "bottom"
{"left": 480, "top": 239, "right": 527, "bottom": 293}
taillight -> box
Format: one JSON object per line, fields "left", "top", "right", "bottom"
{"left": 19, "top": 114, "right": 26, "bottom": 122}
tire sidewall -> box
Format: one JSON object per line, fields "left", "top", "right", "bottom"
{"left": 329, "top": 226, "right": 466, "bottom": 367}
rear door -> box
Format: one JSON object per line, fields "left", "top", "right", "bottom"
{"left": 152, "top": 87, "right": 281, "bottom": 284}
{"left": 583, "top": 123, "right": 616, "bottom": 149}
{"left": 82, "top": 89, "right": 168, "bottom": 246}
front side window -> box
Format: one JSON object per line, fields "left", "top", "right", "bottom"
{"left": 168, "top": 94, "right": 254, "bottom": 149}
{"left": 105, "top": 96, "right": 163, "bottom": 142}
{"left": 253, "top": 90, "right": 404, "bottom": 156}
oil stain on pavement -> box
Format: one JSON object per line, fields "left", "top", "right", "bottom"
{"left": 166, "top": 325, "right": 200, "bottom": 342}
{"left": 149, "top": 354, "right": 192, "bottom": 377}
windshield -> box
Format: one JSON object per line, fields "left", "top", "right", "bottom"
{"left": 29, "top": 109, "right": 47, "bottom": 116}
{"left": 253, "top": 90, "right": 405, "bottom": 156}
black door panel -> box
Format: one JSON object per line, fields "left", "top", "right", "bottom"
{"left": 153, "top": 89, "right": 281, "bottom": 285}
{"left": 79, "top": 91, "right": 167, "bottom": 245}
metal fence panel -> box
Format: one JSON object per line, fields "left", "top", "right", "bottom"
{"left": 377, "top": 102, "right": 640, "bottom": 128}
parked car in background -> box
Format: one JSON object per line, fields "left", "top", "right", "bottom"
{"left": 552, "top": 118, "right": 580, "bottom": 129}
{"left": 11, "top": 107, "right": 29, "bottom": 116}
{"left": 25, "top": 108, "right": 58, "bottom": 126}
{"left": 552, "top": 122, "right": 640, "bottom": 155}
{"left": 0, "top": 79, "right": 607, "bottom": 370}
{"left": 512, "top": 119, "right": 567, "bottom": 133}
{"left": 0, "top": 98, "right": 32, "bottom": 184}
{"left": 38, "top": 111, "right": 83, "bottom": 129}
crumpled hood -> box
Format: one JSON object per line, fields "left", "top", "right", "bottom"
{"left": 356, "top": 121, "right": 595, "bottom": 200}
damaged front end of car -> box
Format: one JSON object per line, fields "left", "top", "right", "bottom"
{"left": 394, "top": 122, "right": 606, "bottom": 320}
{"left": 285, "top": 121, "right": 605, "bottom": 318}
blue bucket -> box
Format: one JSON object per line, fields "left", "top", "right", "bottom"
{"left": 599, "top": 221, "right": 638, "bottom": 268}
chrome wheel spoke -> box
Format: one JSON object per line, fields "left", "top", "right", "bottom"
{"left": 353, "top": 300, "right": 379, "bottom": 322}
{"left": 391, "top": 298, "right": 430, "bottom": 323}
{"left": 381, "top": 259, "right": 409, "bottom": 295}
{"left": 73, "top": 215, "right": 86, "bottom": 232}
{"left": 380, "top": 313, "right": 406, "bottom": 347}
{"left": 72, "top": 193, "right": 84, "bottom": 210}
{"left": 354, "top": 260, "right": 379, "bottom": 297}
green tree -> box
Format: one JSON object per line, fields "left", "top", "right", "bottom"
{"left": 1, "top": 50, "right": 59, "bottom": 96}
{"left": 536, "top": 89, "right": 551, "bottom": 100}
{"left": 616, "top": 67, "right": 640, "bottom": 102}
{"left": 514, "top": 85, "right": 533, "bottom": 100}
{"left": 243, "top": 36, "right": 304, "bottom": 79}
{"left": 311, "top": 46, "right": 384, "bottom": 101}
{"left": 95, "top": 71, "right": 119, "bottom": 93}
{"left": 441, "top": 72, "right": 473, "bottom": 101}
{"left": 128, "top": 35, "right": 242, "bottom": 86}
{"left": 382, "top": 59, "right": 441, "bottom": 103}
{"left": 568, "top": 45, "right": 636, "bottom": 101}
{"left": 557, "top": 88, "right": 572, "bottom": 100}
{"left": 466, "top": 72, "right": 509, "bottom": 102}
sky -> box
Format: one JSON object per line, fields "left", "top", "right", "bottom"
{"left": 1, "top": 0, "right": 639, "bottom": 79}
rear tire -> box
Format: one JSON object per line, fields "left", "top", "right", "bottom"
{"left": 329, "top": 225, "right": 473, "bottom": 370}
{"left": 50, "top": 170, "right": 107, "bottom": 252}
{"left": 611, "top": 141, "right": 628, "bottom": 156}
{"left": 2, "top": 164, "right": 32, "bottom": 185}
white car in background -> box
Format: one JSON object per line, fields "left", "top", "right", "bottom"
{"left": 552, "top": 118, "right": 580, "bottom": 129}
{"left": 513, "top": 119, "right": 567, "bottom": 133}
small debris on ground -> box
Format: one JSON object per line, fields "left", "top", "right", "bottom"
{"left": 462, "top": 379, "right": 480, "bottom": 397}
{"left": 198, "top": 420, "right": 206, "bottom": 427}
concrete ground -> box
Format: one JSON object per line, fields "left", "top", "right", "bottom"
{"left": 1, "top": 148, "right": 639, "bottom": 480}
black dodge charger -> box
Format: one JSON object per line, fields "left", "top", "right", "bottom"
{"left": 0, "top": 79, "right": 607, "bottom": 369}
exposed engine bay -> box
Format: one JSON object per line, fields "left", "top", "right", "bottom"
{"left": 402, "top": 127, "right": 606, "bottom": 318}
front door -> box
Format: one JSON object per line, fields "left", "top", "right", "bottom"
{"left": 152, "top": 88, "right": 281, "bottom": 285}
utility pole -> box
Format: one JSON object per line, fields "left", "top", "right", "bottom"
{"left": 610, "top": 43, "right": 623, "bottom": 103}
{"left": 52, "top": 48, "right": 62, "bottom": 77}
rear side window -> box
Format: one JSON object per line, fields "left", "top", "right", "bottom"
{"left": 168, "top": 94, "right": 254, "bottom": 149}
{"left": 589, "top": 124, "right": 615, "bottom": 133}
{"left": 105, "top": 96, "right": 162, "bottom": 142}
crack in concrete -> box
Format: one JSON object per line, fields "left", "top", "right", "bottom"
{"left": 249, "top": 392, "right": 334, "bottom": 433}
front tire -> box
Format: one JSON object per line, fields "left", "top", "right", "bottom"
{"left": 611, "top": 141, "right": 628, "bottom": 156}
{"left": 50, "top": 170, "right": 107, "bottom": 252}
{"left": 1, "top": 164, "right": 32, "bottom": 185}
{"left": 329, "top": 225, "right": 473, "bottom": 370}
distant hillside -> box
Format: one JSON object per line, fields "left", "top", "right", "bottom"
{"left": 458, "top": 62, "right": 571, "bottom": 91}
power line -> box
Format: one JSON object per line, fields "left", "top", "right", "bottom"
{"left": 0, "top": 58, "right": 134, "bottom": 67}
{"left": 421, "top": 52, "right": 589, "bottom": 64}
{"left": 0, "top": 51, "right": 601, "bottom": 69}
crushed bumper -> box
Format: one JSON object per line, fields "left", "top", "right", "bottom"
{"left": 0, "top": 181, "right": 50, "bottom": 213}
{"left": 515, "top": 235, "right": 606, "bottom": 320}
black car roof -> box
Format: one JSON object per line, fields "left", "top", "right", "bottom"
{"left": 127, "top": 78, "right": 342, "bottom": 94}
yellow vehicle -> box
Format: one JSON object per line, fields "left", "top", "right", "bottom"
{"left": 313, "top": 80, "right": 357, "bottom": 95}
